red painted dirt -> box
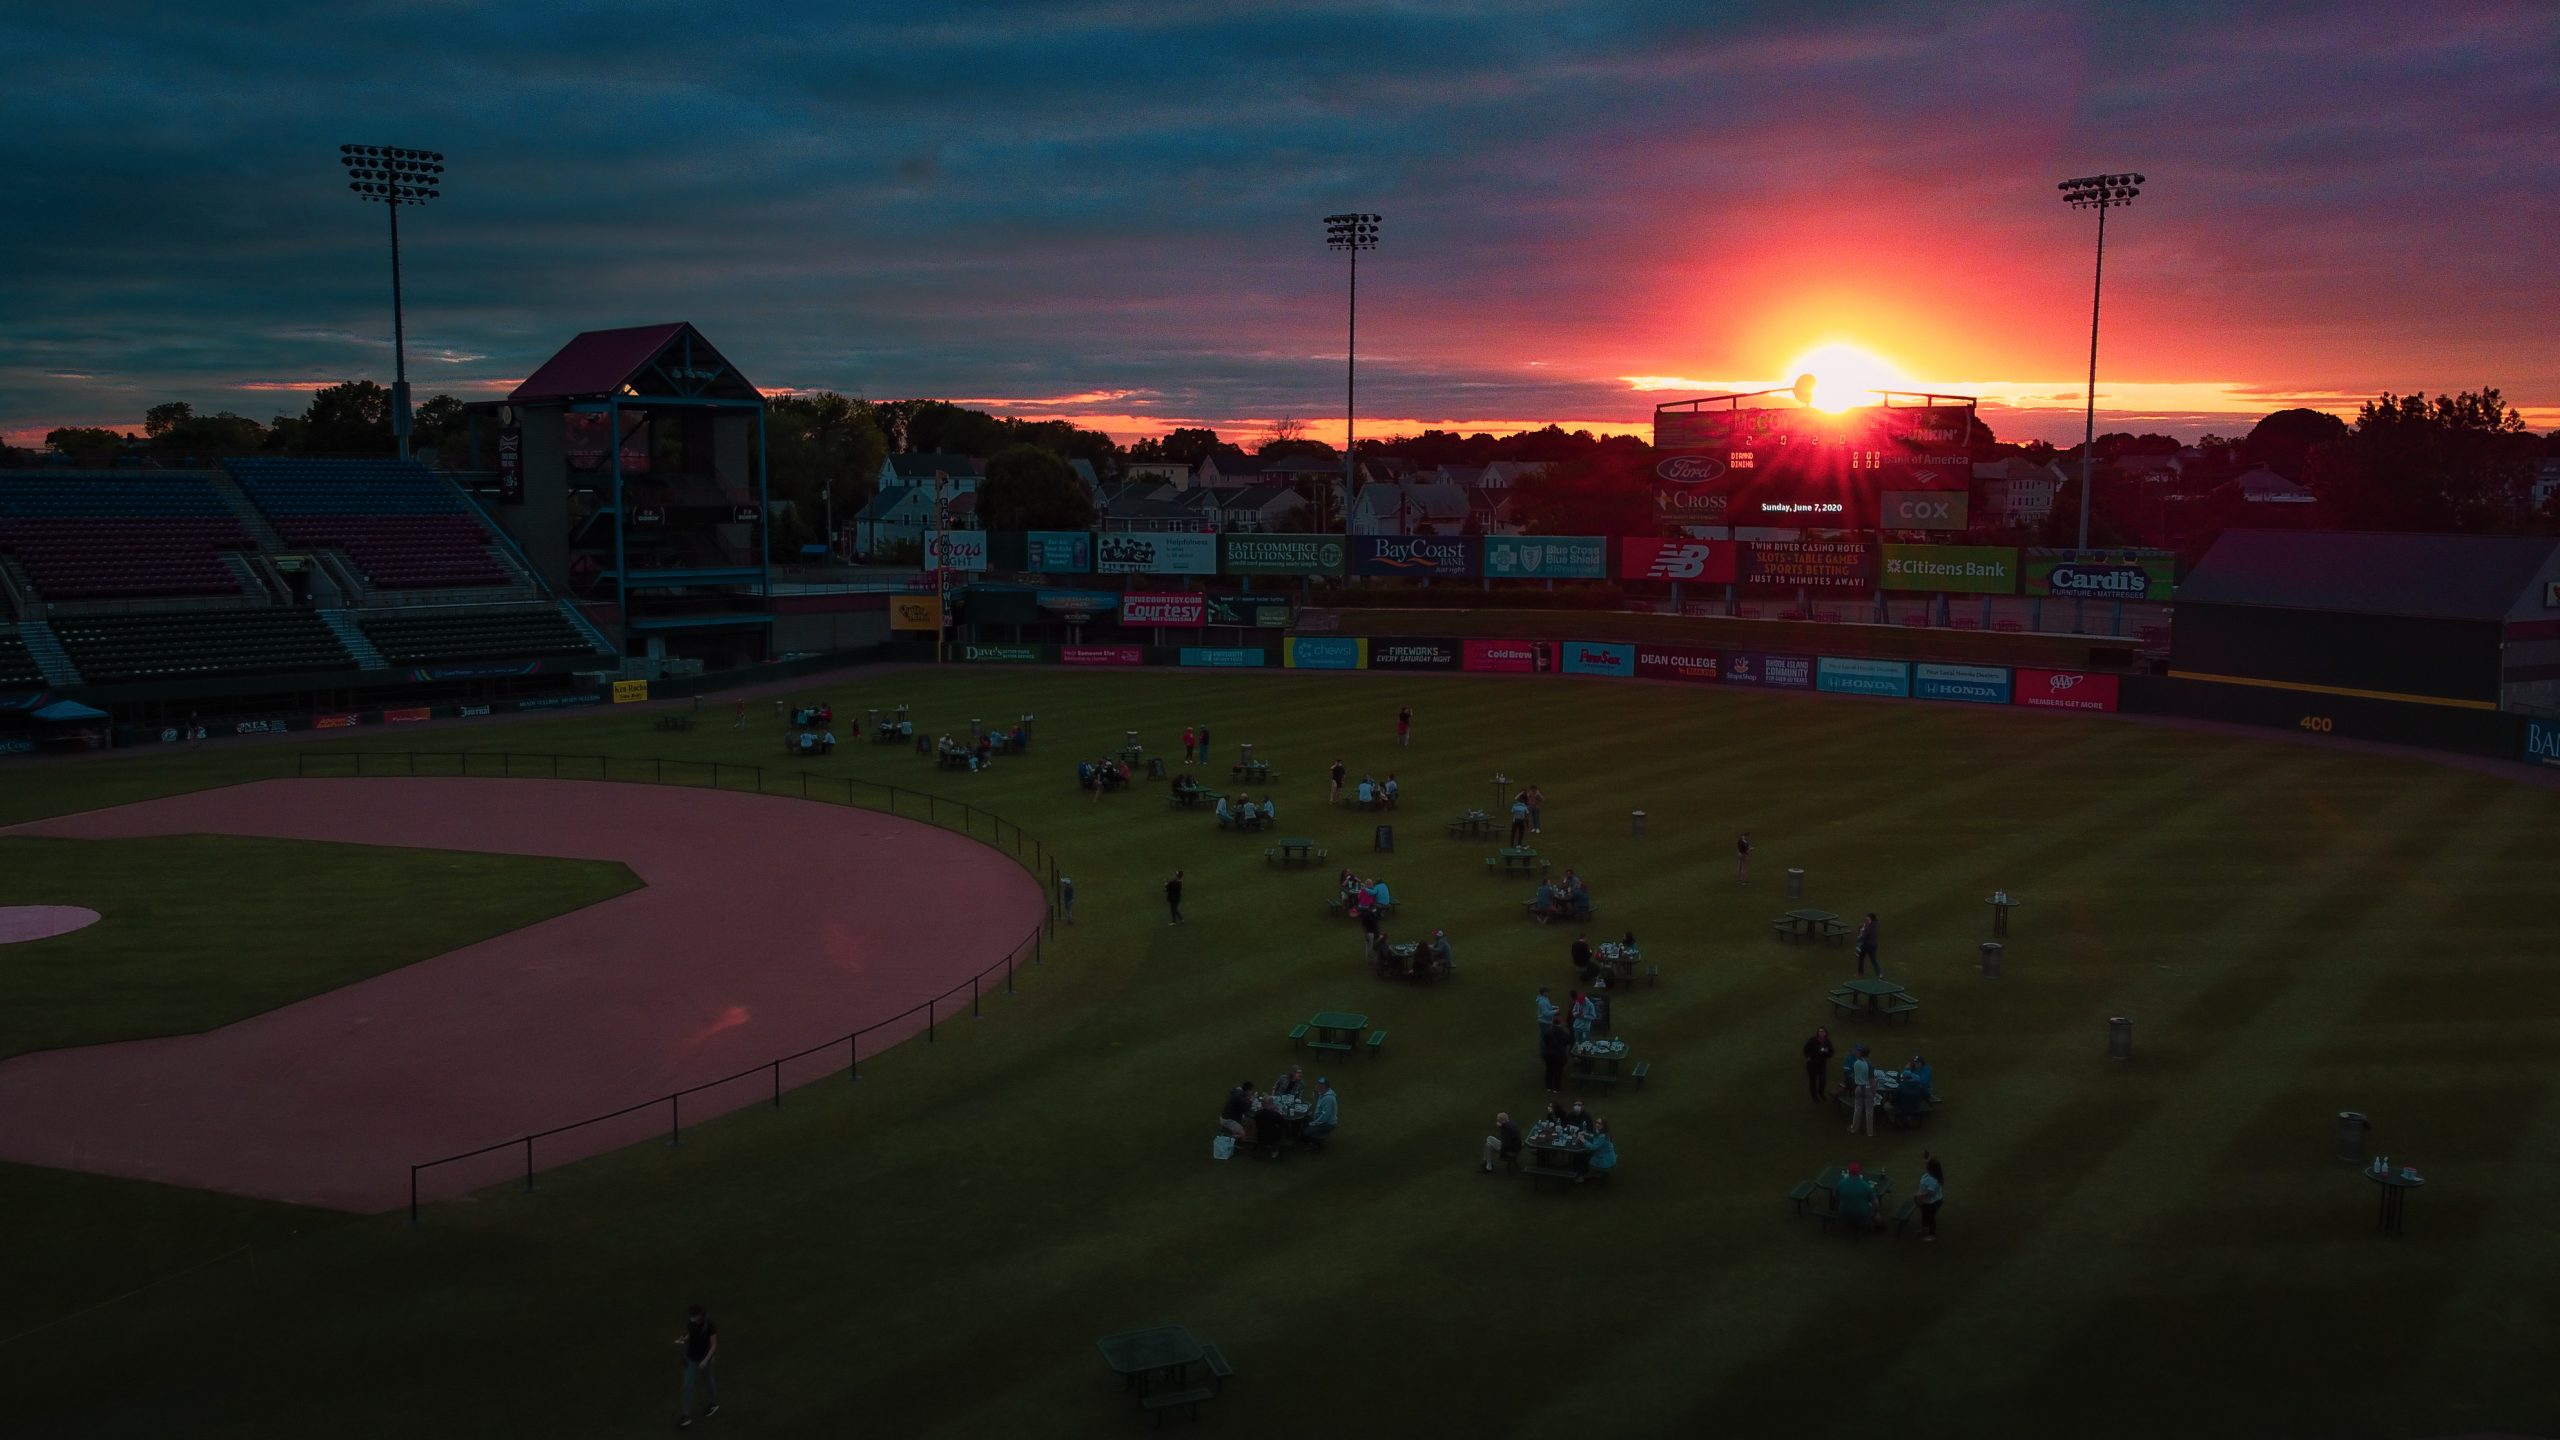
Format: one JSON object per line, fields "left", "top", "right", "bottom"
{"left": 0, "top": 778, "right": 1045, "bottom": 1212}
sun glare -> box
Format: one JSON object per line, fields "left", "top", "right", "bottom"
{"left": 1785, "top": 342, "right": 1910, "bottom": 412}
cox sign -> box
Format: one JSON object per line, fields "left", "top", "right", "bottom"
{"left": 1619, "top": 537, "right": 1739, "bottom": 583}
{"left": 1881, "top": 490, "right": 1969, "bottom": 530}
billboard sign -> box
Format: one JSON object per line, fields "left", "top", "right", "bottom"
{"left": 1619, "top": 537, "right": 1740, "bottom": 583}
{"left": 1880, "top": 544, "right": 2018, "bottom": 594}
{"left": 1744, "top": 541, "right": 1874, "bottom": 590}
{"left": 2023, "top": 548, "right": 2177, "bottom": 602}
{"left": 1222, "top": 533, "right": 1348, "bottom": 576}
{"left": 1178, "top": 646, "right": 1265, "bottom": 667}
{"left": 1353, "top": 535, "right": 1477, "bottom": 578}
{"left": 1367, "top": 638, "right": 1463, "bottom": 670}
{"left": 2014, "top": 668, "right": 2121, "bottom": 711}
{"left": 497, "top": 426, "right": 523, "bottom": 504}
{"left": 959, "top": 643, "right": 1047, "bottom": 663}
{"left": 1206, "top": 593, "right": 1292, "bottom": 628}
{"left": 1034, "top": 588, "right": 1118, "bottom": 616}
{"left": 2526, "top": 717, "right": 2560, "bottom": 768}
{"left": 1651, "top": 452, "right": 1735, "bottom": 522}
{"left": 1816, "top": 656, "right": 1912, "bottom": 697}
{"left": 1913, "top": 662, "right": 2012, "bottom": 704}
{"left": 1481, "top": 535, "right": 1609, "bottom": 580}
{"left": 1880, "top": 490, "right": 1970, "bottom": 530}
{"left": 1633, "top": 644, "right": 1722, "bottom": 682}
{"left": 889, "top": 595, "right": 942, "bottom": 631}
{"left": 1284, "top": 637, "right": 1369, "bottom": 670}
{"left": 925, "top": 530, "right": 989, "bottom": 572}
{"left": 1120, "top": 591, "right": 1206, "bottom": 627}
{"left": 1059, "top": 645, "right": 1143, "bottom": 666}
{"left": 1097, "top": 531, "right": 1217, "bottom": 574}
{"left": 1462, "top": 639, "right": 1549, "bottom": 673}
{"left": 1559, "top": 641, "right": 1635, "bottom": 677}
{"left": 1026, "top": 530, "right": 1093, "bottom": 572}
{"left": 1723, "top": 651, "right": 1813, "bottom": 689}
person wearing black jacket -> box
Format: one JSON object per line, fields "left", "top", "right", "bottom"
{"left": 1570, "top": 934, "right": 1594, "bottom": 982}
{"left": 1481, "top": 1111, "right": 1522, "bottom": 1173}
{"left": 1540, "top": 1019, "right": 1570, "bottom": 1093}
{"left": 1802, "top": 1026, "right": 1836, "bottom": 1103}
{"left": 1166, "top": 870, "right": 1184, "bottom": 925}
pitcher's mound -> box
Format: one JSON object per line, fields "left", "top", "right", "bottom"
{"left": 0, "top": 906, "right": 102, "bottom": 945}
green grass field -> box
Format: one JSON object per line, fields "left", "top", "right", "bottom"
{"left": 4, "top": 668, "right": 2556, "bottom": 1438}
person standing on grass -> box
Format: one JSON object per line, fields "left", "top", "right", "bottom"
{"left": 732, "top": 699, "right": 746, "bottom": 730}
{"left": 1535, "top": 986, "right": 1558, "bottom": 1032}
{"left": 1196, "top": 721, "right": 1211, "bottom": 763}
{"left": 1802, "top": 1026, "right": 1835, "bottom": 1104}
{"left": 1915, "top": 1155, "right": 1945, "bottom": 1241}
{"left": 1058, "top": 876, "right": 1075, "bottom": 925}
{"left": 1854, "top": 912, "right": 1882, "bottom": 977}
{"left": 1165, "top": 870, "right": 1184, "bottom": 925}
{"left": 675, "top": 1304, "right": 720, "bottom": 1428}
{"left": 1736, "top": 831, "right": 1751, "bottom": 884}
{"left": 1182, "top": 725, "right": 1197, "bottom": 764}
{"left": 1330, "top": 758, "right": 1347, "bottom": 805}
{"left": 1525, "top": 783, "right": 1546, "bottom": 836}
{"left": 1540, "top": 1017, "right": 1570, "bottom": 1094}
{"left": 1509, "top": 792, "right": 1531, "bottom": 846}
{"left": 1847, "top": 1044, "right": 1878, "bottom": 1137}
{"left": 1397, "top": 704, "right": 1412, "bottom": 747}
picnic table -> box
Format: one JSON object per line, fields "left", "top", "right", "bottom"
{"left": 1591, "top": 941, "right": 1651, "bottom": 987}
{"left": 1166, "top": 785, "right": 1210, "bottom": 809}
{"left": 1444, "top": 809, "right": 1495, "bottom": 839}
{"left": 2368, "top": 1166, "right": 2424, "bottom": 1236}
{"left": 936, "top": 748, "right": 972, "bottom": 770}
{"left": 1835, "top": 1068, "right": 1937, "bottom": 1127}
{"left": 1097, "top": 1323, "right": 1227, "bottom": 1418}
{"left": 653, "top": 713, "right": 695, "bottom": 732}
{"left": 1227, "top": 808, "right": 1270, "bottom": 832}
{"left": 1486, "top": 847, "right": 1550, "bottom": 879}
{"left": 1794, "top": 1166, "right": 1899, "bottom": 1231}
{"left": 872, "top": 722, "right": 910, "bottom": 744}
{"left": 1773, "top": 907, "right": 1847, "bottom": 943}
{"left": 1269, "top": 836, "right": 1317, "bottom": 866}
{"left": 1569, "top": 1036, "right": 1635, "bottom": 1089}
{"left": 1232, "top": 759, "right": 1276, "bottom": 784}
{"left": 1293, "top": 1010, "right": 1368, "bottom": 1056}
{"left": 1827, "top": 976, "right": 1918, "bottom": 1022}
{"left": 1520, "top": 1121, "right": 1606, "bottom": 1190}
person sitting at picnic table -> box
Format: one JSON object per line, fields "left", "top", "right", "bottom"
{"left": 1077, "top": 761, "right": 1097, "bottom": 791}
{"left": 1303, "top": 1078, "right": 1339, "bottom": 1141}
{"left": 820, "top": 729, "right": 837, "bottom": 754}
{"left": 1113, "top": 759, "right": 1131, "bottom": 786}
{"left": 1570, "top": 934, "right": 1594, "bottom": 980}
{"left": 1904, "top": 1054, "right": 1935, "bottom": 1102}
{"left": 1009, "top": 720, "right": 1026, "bottom": 751}
{"left": 1215, "top": 795, "right": 1233, "bottom": 826}
{"left": 794, "top": 730, "right": 815, "bottom": 754}
{"left": 1482, "top": 1111, "right": 1522, "bottom": 1172}
{"left": 1833, "top": 1162, "right": 1881, "bottom": 1228}
{"left": 1356, "top": 775, "right": 1377, "bottom": 808}
{"left": 1563, "top": 1098, "right": 1592, "bottom": 1133}
{"left": 1274, "top": 1065, "right": 1306, "bottom": 1099}
{"left": 1260, "top": 795, "right": 1277, "bottom": 824}
{"left": 1367, "top": 878, "right": 1392, "bottom": 910}
{"left": 1560, "top": 869, "right": 1587, "bottom": 900}
{"left": 1429, "top": 929, "right": 1454, "bottom": 973}
{"left": 1530, "top": 882, "right": 1562, "bottom": 922}
{"left": 1541, "top": 1100, "right": 1568, "bottom": 1131}
{"left": 1220, "top": 1081, "right": 1257, "bottom": 1141}
{"left": 1382, "top": 774, "right": 1399, "bottom": 808}
{"left": 1576, "top": 1118, "right": 1617, "bottom": 1176}
{"left": 1889, "top": 1073, "right": 1929, "bottom": 1124}
{"left": 1251, "top": 1093, "right": 1292, "bottom": 1156}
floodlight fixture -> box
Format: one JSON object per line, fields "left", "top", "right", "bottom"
{"left": 1322, "top": 213, "right": 1382, "bottom": 535}
{"left": 2058, "top": 171, "right": 2145, "bottom": 556}
{"left": 339, "top": 144, "right": 448, "bottom": 459}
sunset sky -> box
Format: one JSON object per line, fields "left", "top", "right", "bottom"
{"left": 3, "top": 2, "right": 2554, "bottom": 450}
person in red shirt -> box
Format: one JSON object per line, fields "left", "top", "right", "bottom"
{"left": 1396, "top": 705, "right": 1412, "bottom": 747}
{"left": 1182, "top": 726, "right": 1197, "bottom": 764}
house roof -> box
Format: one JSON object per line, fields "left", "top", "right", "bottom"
{"left": 1226, "top": 482, "right": 1298, "bottom": 513}
{"left": 886, "top": 453, "right": 982, "bottom": 480}
{"left": 510, "top": 323, "right": 759, "bottom": 404}
{"left": 2177, "top": 530, "right": 2560, "bottom": 622}
{"left": 853, "top": 485, "right": 924, "bottom": 522}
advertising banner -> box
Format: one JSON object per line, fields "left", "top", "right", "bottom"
{"left": 1462, "top": 639, "right": 1549, "bottom": 673}
{"left": 2014, "top": 668, "right": 2121, "bottom": 712}
{"left": 2023, "top": 548, "right": 2177, "bottom": 602}
{"left": 1060, "top": 645, "right": 1144, "bottom": 666}
{"left": 1026, "top": 531, "right": 1093, "bottom": 572}
{"left": 1913, "top": 662, "right": 2012, "bottom": 705}
{"left": 1367, "top": 638, "right": 1464, "bottom": 671}
{"left": 1881, "top": 544, "right": 2018, "bottom": 594}
{"left": 1649, "top": 453, "right": 1735, "bottom": 522}
{"left": 959, "top": 642, "right": 1050, "bottom": 663}
{"left": 1352, "top": 535, "right": 1478, "bottom": 579}
{"left": 1120, "top": 592, "right": 1206, "bottom": 627}
{"left": 384, "top": 706, "right": 433, "bottom": 723}
{"left": 1816, "top": 656, "right": 1913, "bottom": 697}
{"left": 1559, "top": 640, "right": 1635, "bottom": 677}
{"left": 314, "top": 712, "right": 361, "bottom": 729}
{"left": 1284, "top": 637, "right": 1369, "bottom": 670}
{"left": 497, "top": 426, "right": 523, "bottom": 504}
{"left": 610, "top": 680, "right": 650, "bottom": 705}
{"left": 1880, "top": 490, "right": 1969, "bottom": 530}
{"left": 889, "top": 596, "right": 943, "bottom": 631}
{"left": 1743, "top": 541, "right": 1875, "bottom": 591}
{"left": 2527, "top": 718, "right": 2560, "bottom": 768}
{"left": 1633, "top": 644, "right": 1722, "bottom": 682}
{"left": 1618, "top": 537, "right": 1740, "bottom": 584}
{"left": 925, "top": 531, "right": 989, "bottom": 572}
{"left": 1206, "top": 594, "right": 1293, "bottom": 628}
{"left": 1034, "top": 588, "right": 1119, "bottom": 617}
{"left": 1097, "top": 531, "right": 1217, "bottom": 575}
{"left": 1222, "top": 534, "right": 1348, "bottom": 576}
{"left": 1178, "top": 646, "right": 1265, "bottom": 667}
{"left": 1722, "top": 652, "right": 1814, "bottom": 689}
{"left": 1481, "top": 535, "right": 1610, "bottom": 580}
{"left": 514, "top": 693, "right": 604, "bottom": 710}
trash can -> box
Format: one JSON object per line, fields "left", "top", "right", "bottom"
{"left": 1147, "top": 757, "right": 1165, "bottom": 780}
{"left": 913, "top": 733, "right": 930, "bottom": 756}
{"left": 1374, "top": 824, "right": 1393, "bottom": 853}
{"left": 1786, "top": 868, "right": 1805, "bottom": 900}
{"left": 1979, "top": 941, "right": 2003, "bottom": 978}
{"left": 2337, "top": 1111, "right": 2370, "bottom": 1165}
{"left": 1240, "top": 742, "right": 1254, "bottom": 764}
{"left": 1631, "top": 810, "right": 1646, "bottom": 838}
{"left": 970, "top": 717, "right": 983, "bottom": 740}
{"left": 2107, "top": 1015, "right": 2134, "bottom": 1062}
{"left": 866, "top": 708, "right": 881, "bottom": 732}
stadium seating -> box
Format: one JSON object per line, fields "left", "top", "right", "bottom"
{"left": 0, "top": 630, "right": 41, "bottom": 688}
{"left": 0, "top": 475, "right": 253, "bottom": 600}
{"left": 49, "top": 610, "right": 353, "bottom": 685}
{"left": 359, "top": 606, "right": 604, "bottom": 666}
{"left": 227, "top": 458, "right": 511, "bottom": 589}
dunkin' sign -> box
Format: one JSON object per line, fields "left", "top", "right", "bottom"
{"left": 1119, "top": 592, "right": 1206, "bottom": 627}
{"left": 2014, "top": 668, "right": 2120, "bottom": 712}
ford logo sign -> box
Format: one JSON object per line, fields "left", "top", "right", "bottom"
{"left": 1655, "top": 455, "right": 1727, "bottom": 484}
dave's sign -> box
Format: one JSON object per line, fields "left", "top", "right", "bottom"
{"left": 1119, "top": 592, "right": 1206, "bottom": 627}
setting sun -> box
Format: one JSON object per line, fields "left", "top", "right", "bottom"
{"left": 1785, "top": 341, "right": 1911, "bottom": 412}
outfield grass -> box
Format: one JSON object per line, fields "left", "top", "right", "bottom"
{"left": 5, "top": 669, "right": 2558, "bottom": 1438}
{"left": 0, "top": 835, "right": 640, "bottom": 1059}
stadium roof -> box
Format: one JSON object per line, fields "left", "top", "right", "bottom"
{"left": 2178, "top": 529, "right": 2560, "bottom": 622}
{"left": 509, "top": 323, "right": 760, "bottom": 405}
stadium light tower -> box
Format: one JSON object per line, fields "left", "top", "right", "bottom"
{"left": 1325, "top": 212, "right": 1380, "bottom": 536}
{"left": 2058, "top": 172, "right": 2142, "bottom": 553}
{"left": 340, "top": 144, "right": 445, "bottom": 460}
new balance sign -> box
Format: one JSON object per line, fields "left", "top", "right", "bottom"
{"left": 1618, "top": 537, "right": 1738, "bottom": 583}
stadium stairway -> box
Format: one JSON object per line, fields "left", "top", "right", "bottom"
{"left": 207, "top": 473, "right": 288, "bottom": 550}
{"left": 556, "top": 600, "right": 618, "bottom": 657}
{"left": 318, "top": 609, "right": 389, "bottom": 670}
{"left": 17, "top": 618, "right": 84, "bottom": 687}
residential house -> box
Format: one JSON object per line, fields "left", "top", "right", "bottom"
{"left": 851, "top": 484, "right": 942, "bottom": 554}
{"left": 1973, "top": 458, "right": 2064, "bottom": 528}
{"left": 2224, "top": 467, "right": 2318, "bottom": 505}
{"left": 1216, "top": 481, "right": 1307, "bottom": 533}
{"left": 1194, "top": 451, "right": 1267, "bottom": 489}
{"left": 877, "top": 453, "right": 982, "bottom": 496}
{"left": 1124, "top": 461, "right": 1191, "bottom": 489}
{"left": 1477, "top": 461, "right": 1550, "bottom": 491}
{"left": 1350, "top": 476, "right": 1473, "bottom": 536}
{"left": 2534, "top": 457, "right": 2560, "bottom": 515}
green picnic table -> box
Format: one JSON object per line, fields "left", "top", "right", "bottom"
{"left": 1097, "top": 1323, "right": 1215, "bottom": 1414}
{"left": 1488, "top": 847, "right": 1549, "bottom": 878}
{"left": 1297, "top": 1010, "right": 1368, "bottom": 1054}
{"left": 1271, "top": 836, "right": 1317, "bottom": 866}
{"left": 1774, "top": 907, "right": 1845, "bottom": 942}
{"left": 1445, "top": 810, "right": 1495, "bottom": 839}
{"left": 1827, "top": 976, "right": 1913, "bottom": 1019}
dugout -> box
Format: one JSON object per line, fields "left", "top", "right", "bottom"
{"left": 2168, "top": 530, "right": 2560, "bottom": 714}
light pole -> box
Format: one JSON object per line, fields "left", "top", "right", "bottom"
{"left": 1325, "top": 212, "right": 1380, "bottom": 538}
{"left": 2057, "top": 172, "right": 2142, "bottom": 554}
{"left": 340, "top": 144, "right": 445, "bottom": 460}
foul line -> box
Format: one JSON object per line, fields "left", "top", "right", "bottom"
{"left": 0, "top": 1243, "right": 254, "bottom": 1351}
